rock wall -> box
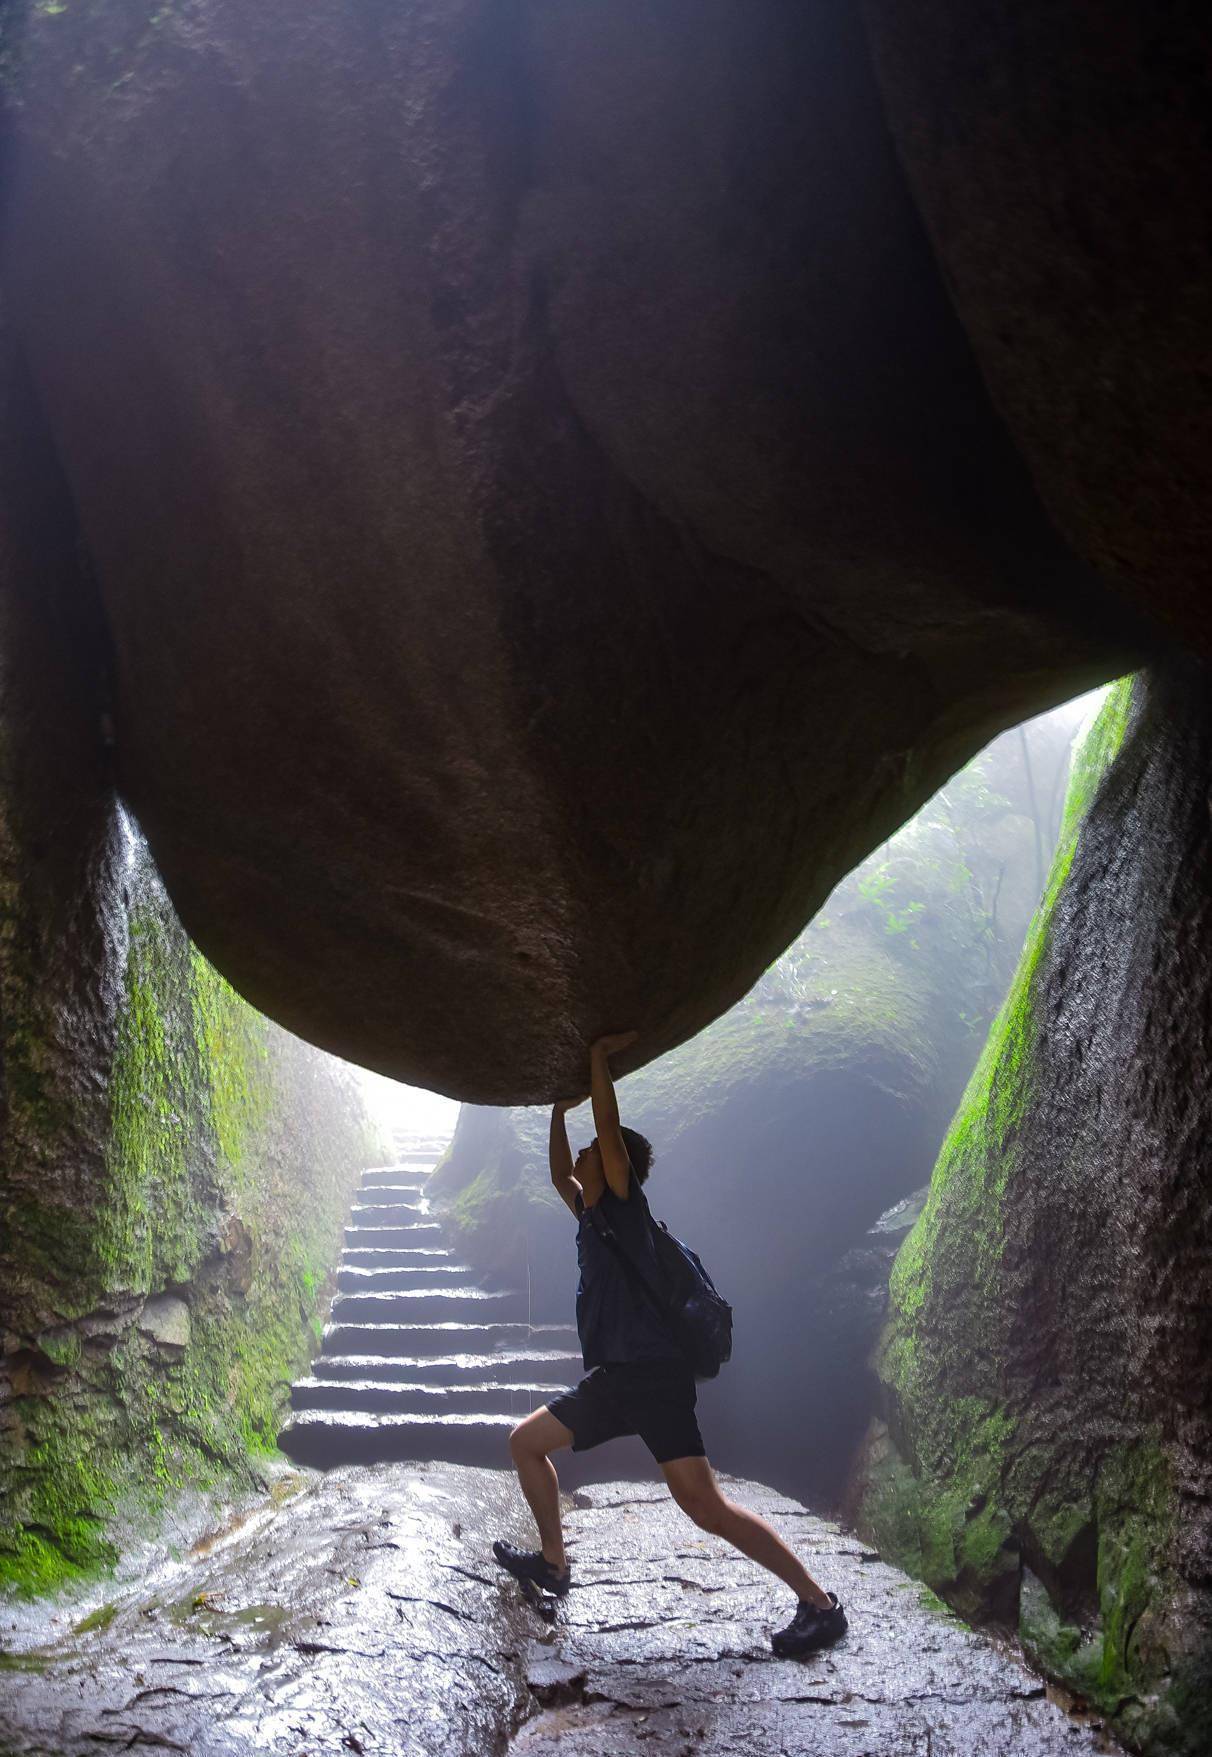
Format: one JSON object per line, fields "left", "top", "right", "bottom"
{"left": 860, "top": 1, "right": 1212, "bottom": 652}
{"left": 0, "top": 352, "right": 379, "bottom": 1597}
{"left": 853, "top": 671, "right": 1212, "bottom": 1756}
{"left": 431, "top": 718, "right": 1072, "bottom": 1503}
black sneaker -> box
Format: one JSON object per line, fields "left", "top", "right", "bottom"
{"left": 491, "top": 1539, "right": 571, "bottom": 1596}
{"left": 770, "top": 1591, "right": 847, "bottom": 1657}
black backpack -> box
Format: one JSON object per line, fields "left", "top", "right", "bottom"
{"left": 588, "top": 1199, "right": 734, "bottom": 1380}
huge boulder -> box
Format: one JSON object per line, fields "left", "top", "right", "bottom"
{"left": 431, "top": 712, "right": 1074, "bottom": 1500}
{"left": 853, "top": 670, "right": 1212, "bottom": 1756}
{"left": 0, "top": 0, "right": 1156, "bottom": 1101}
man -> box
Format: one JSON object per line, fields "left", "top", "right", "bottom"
{"left": 493, "top": 1031, "right": 848, "bottom": 1658}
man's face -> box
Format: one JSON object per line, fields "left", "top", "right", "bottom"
{"left": 575, "top": 1139, "right": 603, "bottom": 1179}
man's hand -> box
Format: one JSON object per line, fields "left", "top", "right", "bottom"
{"left": 591, "top": 1031, "right": 639, "bottom": 1059}
{"left": 554, "top": 1094, "right": 589, "bottom": 1115}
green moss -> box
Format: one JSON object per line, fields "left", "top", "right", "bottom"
{"left": 0, "top": 1425, "right": 118, "bottom": 1599}
{"left": 1016, "top": 1439, "right": 1179, "bottom": 1729}
{"left": 860, "top": 1409, "right": 1019, "bottom": 1623}
{"left": 190, "top": 948, "right": 272, "bottom": 1182}
{"left": 1, "top": 865, "right": 368, "bottom": 1601}
{"left": 34, "top": 1328, "right": 82, "bottom": 1371}
{"left": 73, "top": 1602, "right": 118, "bottom": 1635}
{"left": 885, "top": 679, "right": 1135, "bottom": 1337}
{"left": 93, "top": 905, "right": 211, "bottom": 1291}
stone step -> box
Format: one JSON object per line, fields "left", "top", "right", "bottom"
{"left": 344, "top": 1223, "right": 443, "bottom": 1247}
{"left": 328, "top": 1287, "right": 527, "bottom": 1324}
{"left": 278, "top": 1410, "right": 517, "bottom": 1469}
{"left": 313, "top": 1350, "right": 581, "bottom": 1385}
{"left": 340, "top": 1247, "right": 464, "bottom": 1269}
{"left": 290, "top": 1378, "right": 566, "bottom": 1415}
{"left": 336, "top": 1264, "right": 473, "bottom": 1292}
{"left": 348, "top": 1202, "right": 427, "bottom": 1226}
{"left": 320, "top": 1321, "right": 578, "bottom": 1358}
{"left": 355, "top": 1181, "right": 426, "bottom": 1198}
{"left": 362, "top": 1168, "right": 430, "bottom": 1189}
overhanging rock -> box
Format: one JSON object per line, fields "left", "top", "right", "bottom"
{"left": 3, "top": 2, "right": 1185, "bottom": 1099}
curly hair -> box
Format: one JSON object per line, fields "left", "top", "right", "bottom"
{"left": 619, "top": 1125, "right": 655, "bottom": 1184}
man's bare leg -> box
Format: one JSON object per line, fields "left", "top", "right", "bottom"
{"left": 662, "top": 1455, "right": 831, "bottom": 1607}
{"left": 507, "top": 1407, "right": 575, "bottom": 1570}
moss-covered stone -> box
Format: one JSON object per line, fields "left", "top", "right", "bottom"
{"left": 854, "top": 670, "right": 1212, "bottom": 1756}
{"left": 0, "top": 835, "right": 378, "bottom": 1601}
{"left": 0, "top": 336, "right": 380, "bottom": 1602}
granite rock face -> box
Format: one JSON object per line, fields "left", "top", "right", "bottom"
{"left": 854, "top": 671, "right": 1212, "bottom": 1755}
{"left": 0, "top": 0, "right": 1153, "bottom": 1102}
{"left": 0, "top": 355, "right": 378, "bottom": 1597}
{"left": 861, "top": 0, "right": 1212, "bottom": 654}
{"left": 0, "top": 1463, "right": 1109, "bottom": 1757}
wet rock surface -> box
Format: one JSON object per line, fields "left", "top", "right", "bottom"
{"left": 1, "top": 1465, "right": 1112, "bottom": 1756}
{"left": 512, "top": 1479, "right": 1109, "bottom": 1757}
{"left": 0, "top": 1464, "right": 531, "bottom": 1757}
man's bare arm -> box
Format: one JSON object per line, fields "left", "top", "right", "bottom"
{"left": 590, "top": 1032, "right": 639, "bottom": 1200}
{"left": 549, "top": 1099, "right": 584, "bottom": 1216}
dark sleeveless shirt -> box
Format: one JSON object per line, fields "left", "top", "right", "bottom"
{"left": 573, "top": 1179, "right": 682, "bottom": 1369}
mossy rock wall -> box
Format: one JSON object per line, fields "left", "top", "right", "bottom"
{"left": 853, "top": 670, "right": 1212, "bottom": 1756}
{"left": 432, "top": 717, "right": 1071, "bottom": 1504}
{"left": 0, "top": 333, "right": 378, "bottom": 1598}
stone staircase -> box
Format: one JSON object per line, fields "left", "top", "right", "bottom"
{"left": 278, "top": 1130, "right": 583, "bottom": 1469}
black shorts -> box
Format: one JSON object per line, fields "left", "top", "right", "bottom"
{"left": 546, "top": 1360, "right": 705, "bottom": 1465}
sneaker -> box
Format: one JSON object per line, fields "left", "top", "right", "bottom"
{"left": 770, "top": 1591, "right": 847, "bottom": 1657}
{"left": 491, "top": 1539, "right": 571, "bottom": 1596}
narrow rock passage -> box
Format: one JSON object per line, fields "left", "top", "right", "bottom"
{"left": 0, "top": 1465, "right": 1114, "bottom": 1757}
{"left": 279, "top": 1137, "right": 582, "bottom": 1468}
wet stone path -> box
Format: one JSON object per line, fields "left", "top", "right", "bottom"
{"left": 0, "top": 1464, "right": 1114, "bottom": 1756}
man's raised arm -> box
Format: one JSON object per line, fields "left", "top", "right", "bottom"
{"left": 590, "top": 1031, "right": 639, "bottom": 1200}
{"left": 549, "top": 1098, "right": 584, "bottom": 1216}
